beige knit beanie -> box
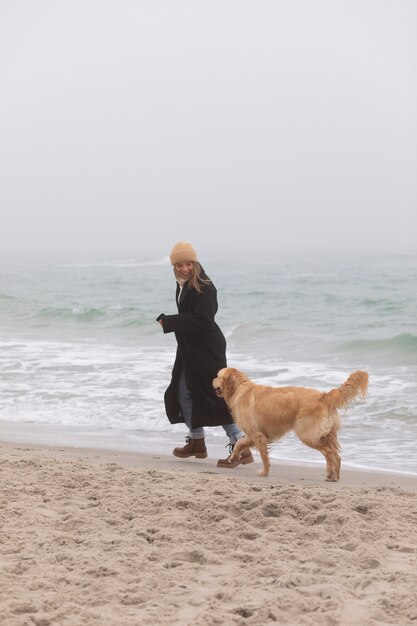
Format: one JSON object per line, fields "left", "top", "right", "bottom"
{"left": 169, "top": 241, "right": 198, "bottom": 265}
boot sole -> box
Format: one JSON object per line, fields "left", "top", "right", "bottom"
{"left": 173, "top": 452, "right": 208, "bottom": 459}
{"left": 217, "top": 456, "right": 255, "bottom": 468}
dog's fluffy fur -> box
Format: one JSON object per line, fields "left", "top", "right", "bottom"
{"left": 212, "top": 368, "right": 368, "bottom": 481}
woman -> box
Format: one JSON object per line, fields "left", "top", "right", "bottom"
{"left": 157, "top": 241, "right": 253, "bottom": 468}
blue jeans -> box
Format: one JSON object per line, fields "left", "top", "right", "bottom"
{"left": 177, "top": 370, "right": 243, "bottom": 444}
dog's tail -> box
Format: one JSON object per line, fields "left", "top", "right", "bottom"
{"left": 321, "top": 370, "right": 368, "bottom": 412}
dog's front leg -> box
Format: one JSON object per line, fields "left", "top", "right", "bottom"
{"left": 229, "top": 436, "right": 253, "bottom": 464}
{"left": 254, "top": 433, "right": 271, "bottom": 477}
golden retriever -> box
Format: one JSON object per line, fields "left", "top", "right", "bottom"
{"left": 212, "top": 367, "right": 368, "bottom": 481}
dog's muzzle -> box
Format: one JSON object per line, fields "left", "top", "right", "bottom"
{"left": 214, "top": 386, "right": 223, "bottom": 397}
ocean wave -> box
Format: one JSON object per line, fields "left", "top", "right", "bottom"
{"left": 139, "top": 256, "right": 171, "bottom": 266}
{"left": 29, "top": 305, "right": 156, "bottom": 330}
{"left": 358, "top": 297, "right": 403, "bottom": 313}
{"left": 35, "top": 306, "right": 106, "bottom": 322}
{"left": 338, "top": 333, "right": 417, "bottom": 365}
{"left": 61, "top": 257, "right": 170, "bottom": 268}
{"left": 226, "top": 322, "right": 284, "bottom": 338}
{"left": 0, "top": 292, "right": 15, "bottom": 301}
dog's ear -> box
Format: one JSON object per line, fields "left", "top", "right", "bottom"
{"left": 224, "top": 369, "right": 239, "bottom": 395}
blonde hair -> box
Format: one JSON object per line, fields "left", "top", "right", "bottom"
{"left": 174, "top": 261, "right": 210, "bottom": 293}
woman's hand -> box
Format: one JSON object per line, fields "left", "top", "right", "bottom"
{"left": 156, "top": 313, "right": 166, "bottom": 328}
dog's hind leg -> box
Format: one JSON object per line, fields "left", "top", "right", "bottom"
{"left": 295, "top": 424, "right": 341, "bottom": 482}
{"left": 253, "top": 432, "right": 271, "bottom": 477}
{"left": 296, "top": 411, "right": 341, "bottom": 481}
{"left": 301, "top": 428, "right": 341, "bottom": 481}
{"left": 322, "top": 428, "right": 341, "bottom": 481}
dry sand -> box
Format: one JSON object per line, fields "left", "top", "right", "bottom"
{"left": 1, "top": 441, "right": 416, "bottom": 626}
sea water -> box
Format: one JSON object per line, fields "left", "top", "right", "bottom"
{"left": 0, "top": 254, "right": 416, "bottom": 474}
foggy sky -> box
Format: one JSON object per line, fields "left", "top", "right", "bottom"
{"left": 1, "top": 0, "right": 416, "bottom": 260}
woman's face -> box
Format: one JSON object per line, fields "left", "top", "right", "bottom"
{"left": 174, "top": 261, "right": 194, "bottom": 280}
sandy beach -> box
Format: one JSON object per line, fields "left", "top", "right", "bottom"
{"left": 1, "top": 440, "right": 416, "bottom": 626}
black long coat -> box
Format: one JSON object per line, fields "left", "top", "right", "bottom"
{"left": 161, "top": 270, "right": 233, "bottom": 429}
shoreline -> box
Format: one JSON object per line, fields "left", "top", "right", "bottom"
{"left": 1, "top": 438, "right": 417, "bottom": 492}
{"left": 3, "top": 442, "right": 417, "bottom": 491}
{"left": 0, "top": 419, "right": 416, "bottom": 488}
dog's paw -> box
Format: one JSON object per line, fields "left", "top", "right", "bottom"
{"left": 257, "top": 469, "right": 269, "bottom": 477}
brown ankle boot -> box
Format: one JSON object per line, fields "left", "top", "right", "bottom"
{"left": 173, "top": 436, "right": 207, "bottom": 459}
{"left": 216, "top": 443, "right": 254, "bottom": 468}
